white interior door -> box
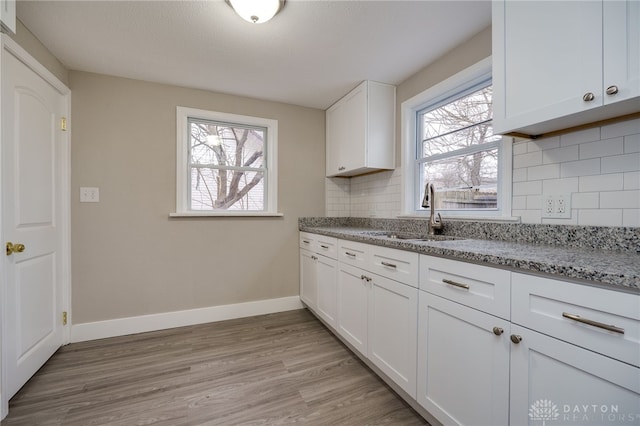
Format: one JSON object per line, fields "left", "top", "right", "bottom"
{"left": 1, "top": 37, "right": 69, "bottom": 407}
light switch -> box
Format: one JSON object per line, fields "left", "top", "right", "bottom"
{"left": 80, "top": 187, "right": 99, "bottom": 203}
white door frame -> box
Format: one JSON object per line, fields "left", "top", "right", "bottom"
{"left": 0, "top": 34, "right": 71, "bottom": 419}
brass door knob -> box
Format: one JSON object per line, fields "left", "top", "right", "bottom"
{"left": 510, "top": 334, "right": 523, "bottom": 344}
{"left": 493, "top": 327, "right": 504, "bottom": 336}
{"left": 6, "top": 242, "right": 25, "bottom": 256}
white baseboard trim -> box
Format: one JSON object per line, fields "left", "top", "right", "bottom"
{"left": 70, "top": 296, "right": 303, "bottom": 343}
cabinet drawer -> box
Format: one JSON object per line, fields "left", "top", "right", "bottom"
{"left": 419, "top": 255, "right": 511, "bottom": 319}
{"left": 369, "top": 245, "right": 419, "bottom": 288}
{"left": 299, "top": 232, "right": 337, "bottom": 259}
{"left": 512, "top": 273, "right": 640, "bottom": 367}
{"left": 338, "top": 239, "right": 369, "bottom": 269}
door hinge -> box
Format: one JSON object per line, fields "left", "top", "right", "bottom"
{"left": 60, "top": 117, "right": 67, "bottom": 131}
{"left": 62, "top": 311, "right": 68, "bottom": 326}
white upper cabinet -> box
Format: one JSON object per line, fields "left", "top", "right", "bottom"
{"left": 0, "top": 0, "right": 15, "bottom": 34}
{"left": 326, "top": 81, "right": 395, "bottom": 177}
{"left": 493, "top": 0, "right": 640, "bottom": 137}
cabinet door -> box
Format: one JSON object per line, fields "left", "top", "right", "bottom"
{"left": 325, "top": 83, "right": 367, "bottom": 176}
{"left": 337, "top": 262, "right": 368, "bottom": 355}
{"left": 493, "top": 0, "right": 602, "bottom": 134}
{"left": 509, "top": 324, "right": 640, "bottom": 426}
{"left": 604, "top": 0, "right": 640, "bottom": 105}
{"left": 316, "top": 255, "right": 338, "bottom": 328}
{"left": 417, "top": 293, "right": 510, "bottom": 426}
{"left": 299, "top": 249, "right": 317, "bottom": 310}
{"left": 368, "top": 274, "right": 418, "bottom": 398}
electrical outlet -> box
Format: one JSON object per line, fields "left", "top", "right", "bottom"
{"left": 541, "top": 193, "right": 571, "bottom": 218}
{"left": 545, "top": 196, "right": 554, "bottom": 214}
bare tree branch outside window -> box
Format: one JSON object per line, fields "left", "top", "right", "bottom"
{"left": 418, "top": 85, "right": 501, "bottom": 210}
{"left": 188, "top": 119, "right": 266, "bottom": 210}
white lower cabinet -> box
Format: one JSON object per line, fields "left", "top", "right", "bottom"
{"left": 299, "top": 233, "right": 338, "bottom": 326}
{"left": 417, "top": 292, "right": 510, "bottom": 426}
{"left": 509, "top": 324, "right": 640, "bottom": 426}
{"left": 368, "top": 273, "right": 418, "bottom": 397}
{"left": 299, "top": 248, "right": 317, "bottom": 310}
{"left": 336, "top": 256, "right": 418, "bottom": 397}
{"left": 336, "top": 262, "right": 369, "bottom": 354}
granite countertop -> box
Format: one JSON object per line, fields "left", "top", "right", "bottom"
{"left": 299, "top": 223, "right": 640, "bottom": 293}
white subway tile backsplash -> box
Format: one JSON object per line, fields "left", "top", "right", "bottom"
{"left": 624, "top": 133, "right": 640, "bottom": 153}
{"left": 600, "top": 190, "right": 640, "bottom": 209}
{"left": 526, "top": 195, "right": 543, "bottom": 210}
{"left": 513, "top": 141, "right": 528, "bottom": 155}
{"left": 513, "top": 209, "right": 542, "bottom": 224}
{"left": 623, "top": 209, "right": 640, "bottom": 227}
{"left": 542, "top": 177, "right": 579, "bottom": 194}
{"left": 624, "top": 171, "right": 640, "bottom": 190}
{"left": 601, "top": 118, "right": 640, "bottom": 139}
{"left": 579, "top": 137, "right": 624, "bottom": 160}
{"left": 512, "top": 168, "right": 527, "bottom": 182}
{"left": 601, "top": 153, "right": 640, "bottom": 174}
{"left": 560, "top": 127, "right": 601, "bottom": 146}
{"left": 513, "top": 180, "right": 542, "bottom": 196}
{"left": 560, "top": 158, "right": 601, "bottom": 177}
{"left": 512, "top": 195, "right": 527, "bottom": 210}
{"left": 542, "top": 145, "right": 579, "bottom": 164}
{"left": 578, "top": 173, "right": 624, "bottom": 192}
{"left": 529, "top": 136, "right": 560, "bottom": 152}
{"left": 578, "top": 209, "right": 623, "bottom": 227}
{"left": 513, "top": 151, "right": 543, "bottom": 169}
{"left": 527, "top": 164, "right": 560, "bottom": 180}
{"left": 572, "top": 192, "right": 599, "bottom": 209}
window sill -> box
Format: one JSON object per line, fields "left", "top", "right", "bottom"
{"left": 169, "top": 212, "right": 284, "bottom": 218}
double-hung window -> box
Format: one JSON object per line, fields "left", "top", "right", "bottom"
{"left": 173, "top": 107, "right": 279, "bottom": 216}
{"left": 402, "top": 58, "right": 512, "bottom": 219}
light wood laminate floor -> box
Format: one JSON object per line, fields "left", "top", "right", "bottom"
{"left": 2, "top": 309, "right": 429, "bottom": 425}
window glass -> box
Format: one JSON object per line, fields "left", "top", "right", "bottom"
{"left": 417, "top": 83, "right": 501, "bottom": 212}
{"left": 174, "top": 107, "right": 278, "bottom": 216}
{"left": 188, "top": 119, "right": 266, "bottom": 211}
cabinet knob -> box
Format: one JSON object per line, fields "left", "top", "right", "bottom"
{"left": 606, "top": 85, "right": 619, "bottom": 95}
{"left": 582, "top": 92, "right": 595, "bottom": 102}
{"left": 492, "top": 327, "right": 504, "bottom": 336}
{"left": 338, "top": 166, "right": 346, "bottom": 171}
{"left": 510, "top": 334, "right": 523, "bottom": 344}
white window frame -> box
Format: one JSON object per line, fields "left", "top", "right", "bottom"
{"left": 401, "top": 57, "right": 514, "bottom": 220}
{"left": 171, "top": 106, "right": 281, "bottom": 217}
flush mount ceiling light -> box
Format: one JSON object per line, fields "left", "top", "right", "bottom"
{"left": 226, "top": 0, "right": 285, "bottom": 24}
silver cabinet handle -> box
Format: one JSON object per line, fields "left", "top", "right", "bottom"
{"left": 302, "top": 240, "right": 310, "bottom": 244}
{"left": 338, "top": 166, "right": 346, "bottom": 171}
{"left": 562, "top": 312, "right": 625, "bottom": 334}
{"left": 311, "top": 255, "right": 317, "bottom": 260}
{"left": 381, "top": 261, "right": 397, "bottom": 268}
{"left": 493, "top": 327, "right": 504, "bottom": 336}
{"left": 510, "top": 335, "right": 523, "bottom": 344}
{"left": 583, "top": 92, "right": 595, "bottom": 102}
{"left": 443, "top": 278, "right": 470, "bottom": 290}
{"left": 345, "top": 252, "right": 356, "bottom": 257}
{"left": 606, "top": 85, "right": 619, "bottom": 95}
{"left": 320, "top": 245, "right": 329, "bottom": 249}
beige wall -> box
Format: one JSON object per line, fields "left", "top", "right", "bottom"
{"left": 70, "top": 71, "right": 325, "bottom": 323}
{"left": 8, "top": 19, "right": 69, "bottom": 86}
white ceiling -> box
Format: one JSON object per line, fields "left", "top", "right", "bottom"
{"left": 17, "top": 0, "right": 491, "bottom": 110}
